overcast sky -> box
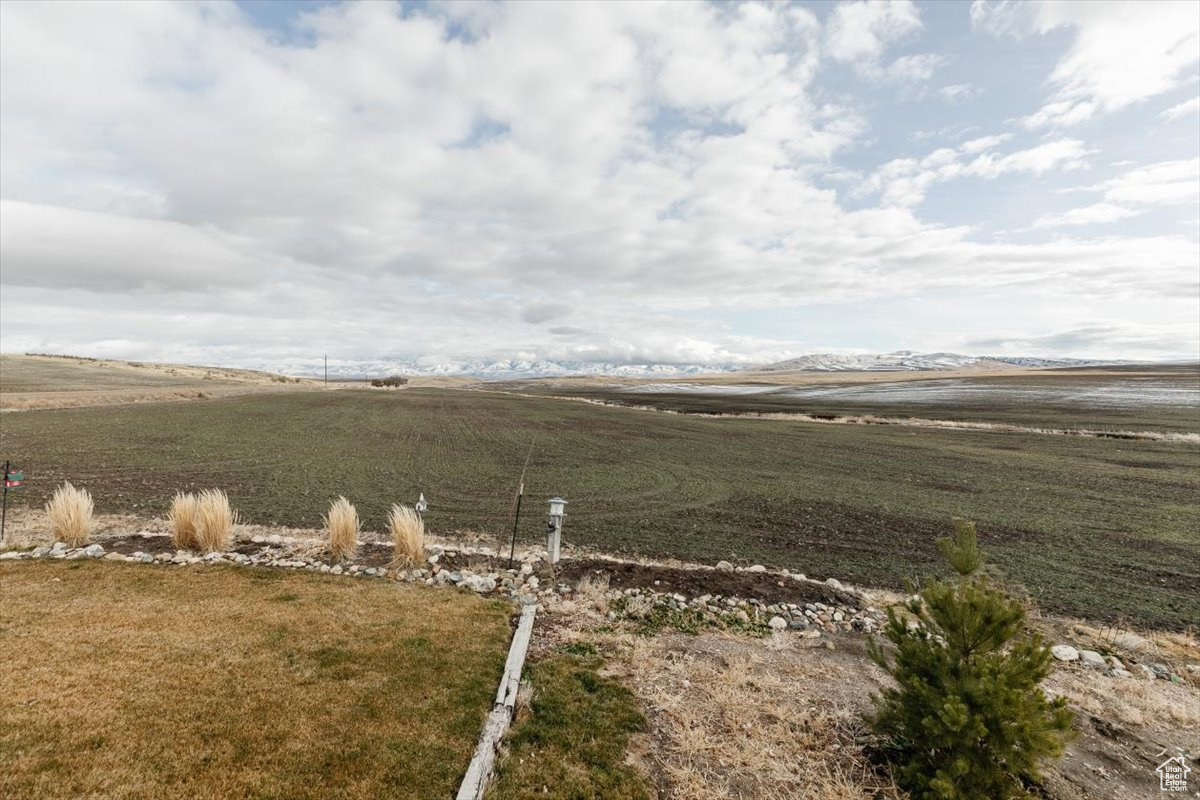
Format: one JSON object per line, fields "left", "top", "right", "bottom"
{"left": 1, "top": 0, "right": 1198, "bottom": 370}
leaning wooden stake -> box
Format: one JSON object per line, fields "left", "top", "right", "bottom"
{"left": 456, "top": 603, "right": 538, "bottom": 800}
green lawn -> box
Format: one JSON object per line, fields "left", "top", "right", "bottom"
{"left": 2, "top": 388, "right": 1197, "bottom": 628}
{"left": 490, "top": 648, "right": 651, "bottom": 800}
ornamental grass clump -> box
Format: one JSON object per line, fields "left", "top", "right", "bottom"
{"left": 46, "top": 482, "right": 94, "bottom": 546}
{"left": 867, "top": 519, "right": 1074, "bottom": 800}
{"left": 325, "top": 496, "right": 359, "bottom": 562}
{"left": 388, "top": 503, "right": 424, "bottom": 567}
{"left": 194, "top": 489, "right": 236, "bottom": 552}
{"left": 169, "top": 492, "right": 201, "bottom": 550}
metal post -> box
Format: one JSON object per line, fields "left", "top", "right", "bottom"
{"left": 1, "top": 461, "right": 9, "bottom": 545}
{"left": 507, "top": 486, "right": 523, "bottom": 570}
{"left": 506, "top": 440, "right": 534, "bottom": 570}
{"left": 324, "top": 355, "right": 327, "bottom": 388}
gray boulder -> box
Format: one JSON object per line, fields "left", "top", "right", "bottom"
{"left": 1050, "top": 645, "right": 1079, "bottom": 662}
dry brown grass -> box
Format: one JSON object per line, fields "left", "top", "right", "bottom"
{"left": 325, "top": 496, "right": 359, "bottom": 562}
{"left": 609, "top": 632, "right": 902, "bottom": 800}
{"left": 194, "top": 489, "right": 236, "bottom": 552}
{"left": 168, "top": 492, "right": 200, "bottom": 550}
{"left": 44, "top": 481, "right": 94, "bottom": 546}
{"left": 0, "top": 559, "right": 511, "bottom": 800}
{"left": 574, "top": 573, "right": 611, "bottom": 613}
{"left": 0, "top": 353, "right": 315, "bottom": 411}
{"left": 387, "top": 503, "right": 424, "bottom": 566}
{"left": 1046, "top": 670, "right": 1200, "bottom": 731}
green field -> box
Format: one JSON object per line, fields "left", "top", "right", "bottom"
{"left": 2, "top": 388, "right": 1197, "bottom": 628}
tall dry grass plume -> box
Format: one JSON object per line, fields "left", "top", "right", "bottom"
{"left": 46, "top": 482, "right": 94, "bottom": 546}
{"left": 388, "top": 504, "right": 425, "bottom": 566}
{"left": 194, "top": 489, "right": 236, "bottom": 552}
{"left": 325, "top": 496, "right": 359, "bottom": 562}
{"left": 169, "top": 492, "right": 201, "bottom": 549}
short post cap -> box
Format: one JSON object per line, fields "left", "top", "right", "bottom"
{"left": 548, "top": 497, "right": 567, "bottom": 517}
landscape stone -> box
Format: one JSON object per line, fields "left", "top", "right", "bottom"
{"left": 1078, "top": 650, "right": 1106, "bottom": 669}
{"left": 1112, "top": 632, "right": 1151, "bottom": 652}
{"left": 1051, "top": 645, "right": 1079, "bottom": 662}
{"left": 768, "top": 616, "right": 787, "bottom": 631}
{"left": 83, "top": 544, "right": 105, "bottom": 558}
{"left": 715, "top": 560, "right": 734, "bottom": 572}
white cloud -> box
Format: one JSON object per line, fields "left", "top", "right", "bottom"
{"left": 960, "top": 133, "right": 1012, "bottom": 154}
{"left": 966, "top": 322, "right": 1199, "bottom": 360}
{"left": 1103, "top": 159, "right": 1200, "bottom": 206}
{"left": 976, "top": 0, "right": 1200, "bottom": 129}
{"left": 1036, "top": 158, "right": 1200, "bottom": 228}
{"left": 864, "top": 137, "right": 1091, "bottom": 207}
{"left": 1161, "top": 96, "right": 1200, "bottom": 121}
{"left": 825, "top": 0, "right": 922, "bottom": 63}
{"left": 939, "top": 83, "right": 980, "bottom": 103}
{"left": 1033, "top": 202, "right": 1140, "bottom": 228}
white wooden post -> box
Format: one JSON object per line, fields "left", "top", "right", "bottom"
{"left": 546, "top": 497, "right": 566, "bottom": 564}
{"left": 547, "top": 518, "right": 561, "bottom": 564}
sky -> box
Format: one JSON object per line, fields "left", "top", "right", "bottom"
{"left": 1, "top": 0, "right": 1198, "bottom": 372}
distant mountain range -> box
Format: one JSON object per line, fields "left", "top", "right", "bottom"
{"left": 268, "top": 351, "right": 1130, "bottom": 380}
{"left": 281, "top": 359, "right": 745, "bottom": 380}
{"left": 751, "top": 351, "right": 1126, "bottom": 373}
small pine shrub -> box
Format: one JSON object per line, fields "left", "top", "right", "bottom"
{"left": 46, "top": 482, "right": 94, "bottom": 546}
{"left": 388, "top": 504, "right": 424, "bottom": 566}
{"left": 325, "top": 496, "right": 359, "bottom": 562}
{"left": 194, "top": 489, "right": 236, "bottom": 552}
{"left": 868, "top": 519, "right": 1074, "bottom": 799}
{"left": 169, "top": 492, "right": 200, "bottom": 550}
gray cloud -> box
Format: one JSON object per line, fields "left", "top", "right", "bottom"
{"left": 0, "top": 1, "right": 1196, "bottom": 369}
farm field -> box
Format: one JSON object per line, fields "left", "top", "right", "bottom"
{"left": 495, "top": 364, "right": 1200, "bottom": 434}
{"left": 0, "top": 560, "right": 512, "bottom": 800}
{"left": 2, "top": 387, "right": 1197, "bottom": 629}
{"left": 0, "top": 353, "right": 313, "bottom": 411}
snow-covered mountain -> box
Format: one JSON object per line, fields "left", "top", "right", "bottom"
{"left": 753, "top": 351, "right": 1127, "bottom": 373}
{"left": 280, "top": 359, "right": 744, "bottom": 380}
{"left": 985, "top": 356, "right": 1130, "bottom": 368}
{"left": 254, "top": 352, "right": 1132, "bottom": 380}
{"left": 753, "top": 351, "right": 995, "bottom": 372}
